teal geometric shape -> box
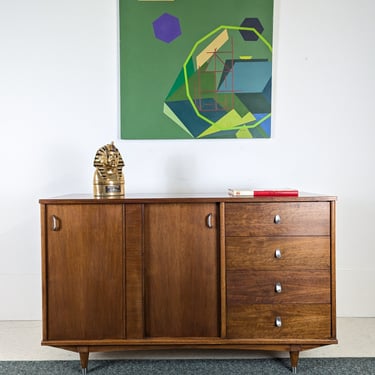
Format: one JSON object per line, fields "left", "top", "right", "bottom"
{"left": 217, "top": 60, "right": 272, "bottom": 93}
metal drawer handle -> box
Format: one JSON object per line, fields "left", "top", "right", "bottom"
{"left": 275, "top": 282, "right": 282, "bottom": 293}
{"left": 274, "top": 214, "right": 281, "bottom": 224}
{"left": 275, "top": 249, "right": 282, "bottom": 259}
{"left": 275, "top": 316, "right": 282, "bottom": 328}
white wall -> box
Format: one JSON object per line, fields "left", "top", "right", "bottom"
{"left": 0, "top": 0, "right": 374, "bottom": 319}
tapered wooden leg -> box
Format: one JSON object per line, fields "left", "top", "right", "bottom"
{"left": 79, "top": 349, "right": 89, "bottom": 374}
{"left": 289, "top": 351, "right": 299, "bottom": 373}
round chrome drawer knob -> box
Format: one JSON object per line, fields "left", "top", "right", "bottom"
{"left": 275, "top": 282, "right": 282, "bottom": 293}
{"left": 275, "top": 316, "right": 282, "bottom": 327}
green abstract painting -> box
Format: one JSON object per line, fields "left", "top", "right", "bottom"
{"left": 119, "top": 0, "right": 274, "bottom": 139}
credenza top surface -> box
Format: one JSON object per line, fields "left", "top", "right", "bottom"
{"left": 39, "top": 193, "right": 337, "bottom": 204}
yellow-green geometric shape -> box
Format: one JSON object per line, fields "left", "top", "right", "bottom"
{"left": 236, "top": 126, "right": 253, "bottom": 138}
{"left": 198, "top": 109, "right": 256, "bottom": 138}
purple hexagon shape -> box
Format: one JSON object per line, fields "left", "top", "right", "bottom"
{"left": 153, "top": 13, "right": 181, "bottom": 43}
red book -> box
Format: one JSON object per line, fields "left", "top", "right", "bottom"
{"left": 228, "top": 188, "right": 299, "bottom": 197}
{"left": 253, "top": 189, "right": 298, "bottom": 197}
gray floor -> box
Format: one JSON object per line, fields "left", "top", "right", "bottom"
{"left": 0, "top": 318, "right": 374, "bottom": 361}
{"left": 2, "top": 358, "right": 375, "bottom": 375}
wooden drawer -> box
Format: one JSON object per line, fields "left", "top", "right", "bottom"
{"left": 226, "top": 237, "right": 330, "bottom": 270}
{"left": 225, "top": 202, "right": 330, "bottom": 236}
{"left": 227, "top": 304, "right": 332, "bottom": 339}
{"left": 227, "top": 270, "right": 331, "bottom": 304}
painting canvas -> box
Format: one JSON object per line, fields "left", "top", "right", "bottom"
{"left": 119, "top": 0, "right": 274, "bottom": 139}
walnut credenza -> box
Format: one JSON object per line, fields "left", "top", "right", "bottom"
{"left": 39, "top": 193, "right": 337, "bottom": 374}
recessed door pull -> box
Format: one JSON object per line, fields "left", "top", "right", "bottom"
{"left": 206, "top": 213, "right": 213, "bottom": 228}
{"left": 52, "top": 215, "right": 60, "bottom": 231}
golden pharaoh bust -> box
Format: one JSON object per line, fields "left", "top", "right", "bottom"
{"left": 93, "top": 142, "right": 125, "bottom": 197}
